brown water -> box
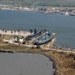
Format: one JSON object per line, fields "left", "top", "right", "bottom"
{"left": 0, "top": 53, "right": 54, "bottom": 75}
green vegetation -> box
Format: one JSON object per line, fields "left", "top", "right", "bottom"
{"left": 0, "top": 0, "right": 75, "bottom": 7}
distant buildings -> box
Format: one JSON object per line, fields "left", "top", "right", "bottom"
{"left": 38, "top": 7, "right": 47, "bottom": 12}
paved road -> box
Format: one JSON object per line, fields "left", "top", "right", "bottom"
{"left": 41, "top": 46, "right": 75, "bottom": 53}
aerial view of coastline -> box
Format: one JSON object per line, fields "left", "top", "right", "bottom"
{"left": 0, "top": 0, "right": 75, "bottom": 75}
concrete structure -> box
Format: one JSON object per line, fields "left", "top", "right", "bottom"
{"left": 0, "top": 30, "right": 31, "bottom": 37}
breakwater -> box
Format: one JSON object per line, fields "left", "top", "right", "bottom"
{"left": 0, "top": 46, "right": 75, "bottom": 75}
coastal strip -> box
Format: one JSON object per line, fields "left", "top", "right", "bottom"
{"left": 0, "top": 45, "right": 75, "bottom": 75}
{"left": 0, "top": 48, "right": 60, "bottom": 75}
{"left": 1, "top": 6, "right": 75, "bottom": 16}
{"left": 0, "top": 29, "right": 75, "bottom": 75}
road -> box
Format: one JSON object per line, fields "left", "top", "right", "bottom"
{"left": 41, "top": 46, "right": 75, "bottom": 53}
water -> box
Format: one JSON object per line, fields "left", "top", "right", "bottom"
{"left": 0, "top": 53, "right": 54, "bottom": 75}
{"left": 0, "top": 10, "right": 75, "bottom": 48}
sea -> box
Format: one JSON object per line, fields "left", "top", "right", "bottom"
{"left": 0, "top": 10, "right": 75, "bottom": 48}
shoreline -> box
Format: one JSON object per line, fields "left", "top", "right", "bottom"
{"left": 41, "top": 52, "right": 59, "bottom": 75}
{"left": 0, "top": 30, "right": 75, "bottom": 75}
{"left": 0, "top": 46, "right": 75, "bottom": 75}
{"left": 0, "top": 49, "right": 59, "bottom": 75}
{"left": 1, "top": 7, "right": 75, "bottom": 16}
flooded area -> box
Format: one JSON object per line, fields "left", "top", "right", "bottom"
{"left": 0, "top": 53, "right": 54, "bottom": 75}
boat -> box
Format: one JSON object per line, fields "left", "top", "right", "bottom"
{"left": 65, "top": 12, "right": 69, "bottom": 16}
{"left": 33, "top": 31, "right": 55, "bottom": 45}
{"left": 70, "top": 14, "right": 75, "bottom": 16}
{"left": 26, "top": 29, "right": 46, "bottom": 40}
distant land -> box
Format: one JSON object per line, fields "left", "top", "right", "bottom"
{"left": 0, "top": 0, "right": 75, "bottom": 7}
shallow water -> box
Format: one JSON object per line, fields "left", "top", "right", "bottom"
{"left": 0, "top": 53, "right": 54, "bottom": 75}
